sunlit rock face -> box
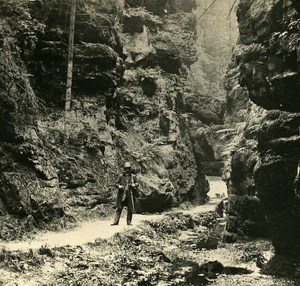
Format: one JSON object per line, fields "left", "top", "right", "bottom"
{"left": 0, "top": 0, "right": 209, "bottom": 239}
{"left": 236, "top": 0, "right": 300, "bottom": 267}
{"left": 118, "top": 0, "right": 209, "bottom": 210}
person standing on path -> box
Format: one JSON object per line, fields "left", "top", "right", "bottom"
{"left": 111, "top": 161, "right": 139, "bottom": 226}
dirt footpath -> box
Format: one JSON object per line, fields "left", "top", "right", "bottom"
{"left": 1, "top": 177, "right": 225, "bottom": 251}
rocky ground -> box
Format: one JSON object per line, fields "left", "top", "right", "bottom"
{"left": 0, "top": 210, "right": 298, "bottom": 286}
{"left": 0, "top": 178, "right": 299, "bottom": 286}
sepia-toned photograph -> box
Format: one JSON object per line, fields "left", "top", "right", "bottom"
{"left": 0, "top": 0, "right": 299, "bottom": 285}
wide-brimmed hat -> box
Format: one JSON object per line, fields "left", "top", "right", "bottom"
{"left": 124, "top": 161, "right": 132, "bottom": 169}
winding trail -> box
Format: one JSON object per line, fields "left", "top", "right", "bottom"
{"left": 1, "top": 177, "right": 226, "bottom": 252}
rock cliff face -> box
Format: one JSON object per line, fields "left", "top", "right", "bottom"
{"left": 0, "top": 0, "right": 210, "bottom": 239}
{"left": 222, "top": 52, "right": 269, "bottom": 241}
{"left": 231, "top": 0, "right": 300, "bottom": 273}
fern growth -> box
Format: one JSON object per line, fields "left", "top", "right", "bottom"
{"left": 0, "top": 6, "right": 42, "bottom": 124}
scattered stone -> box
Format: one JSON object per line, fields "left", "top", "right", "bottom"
{"left": 199, "top": 260, "right": 224, "bottom": 277}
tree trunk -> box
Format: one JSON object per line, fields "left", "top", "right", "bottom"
{"left": 64, "top": 0, "right": 76, "bottom": 143}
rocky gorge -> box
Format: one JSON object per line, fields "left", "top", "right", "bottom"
{"left": 0, "top": 0, "right": 212, "bottom": 240}
{"left": 0, "top": 0, "right": 299, "bottom": 283}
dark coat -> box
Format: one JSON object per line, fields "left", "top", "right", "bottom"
{"left": 115, "top": 173, "right": 139, "bottom": 210}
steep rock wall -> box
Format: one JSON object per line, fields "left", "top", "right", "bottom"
{"left": 222, "top": 54, "right": 269, "bottom": 240}
{"left": 234, "top": 0, "right": 300, "bottom": 274}
{"left": 111, "top": 0, "right": 209, "bottom": 210}
{"left": 0, "top": 0, "right": 209, "bottom": 240}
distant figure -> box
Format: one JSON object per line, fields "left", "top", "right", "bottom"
{"left": 215, "top": 198, "right": 228, "bottom": 218}
{"left": 111, "top": 162, "right": 139, "bottom": 226}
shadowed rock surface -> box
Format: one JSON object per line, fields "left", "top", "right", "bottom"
{"left": 226, "top": 0, "right": 300, "bottom": 276}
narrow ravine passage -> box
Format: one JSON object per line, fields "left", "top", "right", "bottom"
{"left": 0, "top": 177, "right": 226, "bottom": 252}
{"left": 0, "top": 0, "right": 299, "bottom": 284}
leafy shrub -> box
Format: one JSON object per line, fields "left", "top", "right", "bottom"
{"left": 16, "top": 18, "right": 45, "bottom": 56}
{"left": 146, "top": 212, "right": 200, "bottom": 235}
{"left": 0, "top": 0, "right": 45, "bottom": 56}
{"left": 193, "top": 211, "right": 219, "bottom": 228}
{"left": 38, "top": 245, "right": 55, "bottom": 257}
{"left": 0, "top": 0, "right": 29, "bottom": 18}
{"left": 0, "top": 33, "right": 40, "bottom": 124}
{"left": 0, "top": 248, "right": 44, "bottom": 272}
{"left": 145, "top": 212, "right": 218, "bottom": 236}
{"left": 0, "top": 0, "right": 44, "bottom": 125}
{"left": 112, "top": 225, "right": 157, "bottom": 247}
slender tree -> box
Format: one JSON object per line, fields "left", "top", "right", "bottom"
{"left": 64, "top": 0, "right": 76, "bottom": 143}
